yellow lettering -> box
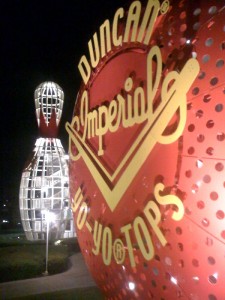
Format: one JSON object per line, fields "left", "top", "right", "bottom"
{"left": 102, "top": 227, "right": 112, "bottom": 265}
{"left": 71, "top": 187, "right": 83, "bottom": 213}
{"left": 121, "top": 223, "right": 135, "bottom": 267}
{"left": 100, "top": 19, "right": 112, "bottom": 58}
{"left": 77, "top": 0, "right": 161, "bottom": 83}
{"left": 134, "top": 86, "right": 147, "bottom": 123}
{"left": 124, "top": 1, "right": 141, "bottom": 42}
{"left": 92, "top": 221, "right": 103, "bottom": 255}
{"left": 154, "top": 183, "right": 184, "bottom": 221}
{"left": 108, "top": 99, "right": 120, "bottom": 132}
{"left": 77, "top": 202, "right": 88, "bottom": 230}
{"left": 96, "top": 105, "right": 108, "bottom": 155}
{"left": 147, "top": 45, "right": 162, "bottom": 117}
{"left": 137, "top": 0, "right": 160, "bottom": 44}
{"left": 143, "top": 200, "right": 167, "bottom": 246}
{"left": 87, "top": 110, "right": 98, "bottom": 139}
{"left": 68, "top": 115, "right": 81, "bottom": 161}
{"left": 88, "top": 32, "right": 100, "bottom": 68}
{"left": 78, "top": 55, "right": 91, "bottom": 85}
{"left": 112, "top": 7, "right": 124, "bottom": 46}
{"left": 113, "top": 239, "right": 125, "bottom": 264}
{"left": 80, "top": 90, "right": 88, "bottom": 140}
{"left": 134, "top": 216, "right": 154, "bottom": 261}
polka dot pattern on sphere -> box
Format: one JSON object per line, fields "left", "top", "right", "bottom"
{"left": 68, "top": 1, "right": 225, "bottom": 299}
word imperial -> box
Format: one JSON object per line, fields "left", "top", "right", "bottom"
{"left": 66, "top": 0, "right": 200, "bottom": 270}
{"left": 66, "top": 45, "right": 199, "bottom": 211}
{"left": 68, "top": 46, "right": 199, "bottom": 157}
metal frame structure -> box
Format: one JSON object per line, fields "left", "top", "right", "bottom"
{"left": 19, "top": 82, "right": 75, "bottom": 241}
{"left": 34, "top": 82, "right": 63, "bottom": 127}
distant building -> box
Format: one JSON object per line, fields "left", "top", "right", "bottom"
{"left": 19, "top": 82, "right": 75, "bottom": 240}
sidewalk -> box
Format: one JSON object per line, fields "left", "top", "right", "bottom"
{"left": 0, "top": 252, "right": 96, "bottom": 299}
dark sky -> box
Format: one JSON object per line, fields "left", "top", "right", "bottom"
{"left": 0, "top": 0, "right": 125, "bottom": 200}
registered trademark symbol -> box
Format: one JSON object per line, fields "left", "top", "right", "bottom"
{"left": 160, "top": 0, "right": 170, "bottom": 14}
{"left": 113, "top": 239, "right": 125, "bottom": 264}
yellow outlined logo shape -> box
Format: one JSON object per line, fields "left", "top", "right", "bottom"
{"left": 66, "top": 46, "right": 200, "bottom": 212}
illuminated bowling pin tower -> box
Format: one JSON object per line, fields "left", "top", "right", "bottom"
{"left": 19, "top": 82, "right": 75, "bottom": 241}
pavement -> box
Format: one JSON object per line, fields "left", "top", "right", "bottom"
{"left": 0, "top": 252, "right": 97, "bottom": 299}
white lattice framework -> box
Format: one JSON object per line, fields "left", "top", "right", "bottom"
{"left": 34, "top": 82, "right": 64, "bottom": 127}
{"left": 19, "top": 82, "right": 75, "bottom": 241}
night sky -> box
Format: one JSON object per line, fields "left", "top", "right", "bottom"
{"left": 1, "top": 0, "right": 125, "bottom": 201}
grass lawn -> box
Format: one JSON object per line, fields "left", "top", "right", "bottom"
{"left": 0, "top": 233, "right": 80, "bottom": 282}
{"left": 0, "top": 233, "right": 104, "bottom": 299}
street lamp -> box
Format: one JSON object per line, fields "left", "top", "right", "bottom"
{"left": 42, "top": 210, "right": 56, "bottom": 276}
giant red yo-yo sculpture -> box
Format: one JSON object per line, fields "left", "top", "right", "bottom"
{"left": 66, "top": 0, "right": 225, "bottom": 299}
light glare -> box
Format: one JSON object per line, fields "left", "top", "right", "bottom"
{"left": 128, "top": 282, "right": 135, "bottom": 290}
{"left": 171, "top": 276, "right": 178, "bottom": 285}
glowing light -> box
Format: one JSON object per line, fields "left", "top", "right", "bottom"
{"left": 192, "top": 51, "right": 197, "bottom": 58}
{"left": 196, "top": 159, "right": 203, "bottom": 168}
{"left": 54, "top": 240, "right": 62, "bottom": 246}
{"left": 193, "top": 276, "right": 199, "bottom": 281}
{"left": 170, "top": 276, "right": 178, "bottom": 285}
{"left": 197, "top": 180, "right": 202, "bottom": 187}
{"left": 42, "top": 210, "right": 56, "bottom": 223}
{"left": 128, "top": 282, "right": 135, "bottom": 290}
